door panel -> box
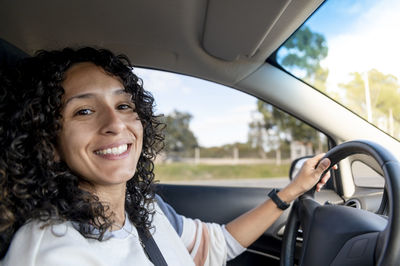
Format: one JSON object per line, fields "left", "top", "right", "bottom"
{"left": 156, "top": 184, "right": 288, "bottom": 265}
{"left": 155, "top": 184, "right": 343, "bottom": 265}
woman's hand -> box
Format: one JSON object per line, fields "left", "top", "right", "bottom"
{"left": 278, "top": 154, "right": 334, "bottom": 203}
{"left": 226, "top": 154, "right": 335, "bottom": 247}
{"left": 226, "top": 153, "right": 336, "bottom": 248}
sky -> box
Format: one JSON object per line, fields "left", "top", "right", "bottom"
{"left": 134, "top": 0, "right": 400, "bottom": 147}
{"left": 307, "top": 0, "right": 400, "bottom": 92}
{"left": 133, "top": 68, "right": 257, "bottom": 147}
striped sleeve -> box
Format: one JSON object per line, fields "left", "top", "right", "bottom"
{"left": 155, "top": 195, "right": 246, "bottom": 265}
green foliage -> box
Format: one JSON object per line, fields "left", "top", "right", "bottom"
{"left": 154, "top": 162, "right": 290, "bottom": 181}
{"left": 339, "top": 69, "right": 400, "bottom": 135}
{"left": 234, "top": 142, "right": 265, "bottom": 158}
{"left": 280, "top": 26, "right": 329, "bottom": 91}
{"left": 199, "top": 145, "right": 233, "bottom": 158}
{"left": 162, "top": 110, "right": 198, "bottom": 157}
{"left": 248, "top": 26, "right": 329, "bottom": 153}
{"left": 254, "top": 101, "right": 321, "bottom": 149}
{"left": 199, "top": 142, "right": 261, "bottom": 158}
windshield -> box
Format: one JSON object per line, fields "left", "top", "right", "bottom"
{"left": 275, "top": 0, "right": 400, "bottom": 141}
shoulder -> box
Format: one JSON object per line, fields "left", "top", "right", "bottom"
{"left": 2, "top": 220, "right": 103, "bottom": 266}
{"left": 154, "top": 194, "right": 184, "bottom": 236}
{"left": 12, "top": 219, "right": 86, "bottom": 244}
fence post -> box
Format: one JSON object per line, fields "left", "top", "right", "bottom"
{"left": 276, "top": 149, "right": 281, "bottom": 166}
{"left": 195, "top": 147, "right": 200, "bottom": 164}
{"left": 233, "top": 146, "right": 239, "bottom": 164}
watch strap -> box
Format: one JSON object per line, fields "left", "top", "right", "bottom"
{"left": 268, "top": 189, "right": 290, "bottom": 210}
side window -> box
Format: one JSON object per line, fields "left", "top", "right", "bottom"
{"left": 351, "top": 161, "right": 385, "bottom": 188}
{"left": 135, "top": 68, "right": 328, "bottom": 188}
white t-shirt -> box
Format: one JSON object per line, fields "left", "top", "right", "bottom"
{"left": 1, "top": 202, "right": 245, "bottom": 266}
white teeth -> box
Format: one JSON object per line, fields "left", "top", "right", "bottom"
{"left": 95, "top": 144, "right": 128, "bottom": 155}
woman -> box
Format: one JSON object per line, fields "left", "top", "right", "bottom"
{"left": 0, "top": 47, "right": 332, "bottom": 265}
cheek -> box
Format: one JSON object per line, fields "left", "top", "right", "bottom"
{"left": 131, "top": 119, "right": 144, "bottom": 139}
{"left": 138, "top": 123, "right": 144, "bottom": 139}
{"left": 137, "top": 124, "right": 144, "bottom": 148}
{"left": 58, "top": 124, "right": 89, "bottom": 160}
{"left": 131, "top": 121, "right": 144, "bottom": 155}
{"left": 134, "top": 126, "right": 144, "bottom": 150}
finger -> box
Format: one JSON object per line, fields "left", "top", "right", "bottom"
{"left": 320, "top": 171, "right": 331, "bottom": 184}
{"left": 316, "top": 171, "right": 331, "bottom": 192}
{"left": 306, "top": 153, "right": 326, "bottom": 167}
{"left": 315, "top": 158, "right": 331, "bottom": 176}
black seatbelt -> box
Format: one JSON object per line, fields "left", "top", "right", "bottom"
{"left": 137, "top": 227, "right": 168, "bottom": 266}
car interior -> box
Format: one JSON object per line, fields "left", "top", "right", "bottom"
{"left": 1, "top": 0, "right": 400, "bottom": 265}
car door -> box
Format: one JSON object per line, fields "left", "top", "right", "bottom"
{"left": 156, "top": 183, "right": 344, "bottom": 265}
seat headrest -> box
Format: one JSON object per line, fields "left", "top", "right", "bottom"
{"left": 0, "top": 39, "right": 29, "bottom": 68}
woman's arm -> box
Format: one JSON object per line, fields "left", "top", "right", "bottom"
{"left": 225, "top": 153, "right": 332, "bottom": 248}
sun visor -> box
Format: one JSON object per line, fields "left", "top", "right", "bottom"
{"left": 202, "top": 0, "right": 291, "bottom": 61}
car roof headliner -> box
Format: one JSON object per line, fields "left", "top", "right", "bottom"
{"left": 0, "top": 0, "right": 323, "bottom": 86}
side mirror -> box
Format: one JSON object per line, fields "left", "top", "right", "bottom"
{"left": 289, "top": 155, "right": 313, "bottom": 180}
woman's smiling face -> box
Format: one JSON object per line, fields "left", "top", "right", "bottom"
{"left": 57, "top": 62, "right": 143, "bottom": 189}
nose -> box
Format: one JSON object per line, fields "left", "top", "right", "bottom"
{"left": 99, "top": 107, "right": 126, "bottom": 135}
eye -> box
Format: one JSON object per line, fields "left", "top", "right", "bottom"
{"left": 117, "top": 103, "right": 134, "bottom": 110}
{"left": 75, "top": 109, "right": 94, "bottom": 116}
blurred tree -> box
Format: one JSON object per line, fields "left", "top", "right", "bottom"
{"left": 199, "top": 142, "right": 261, "bottom": 159}
{"left": 248, "top": 26, "right": 329, "bottom": 157}
{"left": 163, "top": 110, "right": 198, "bottom": 158}
{"left": 248, "top": 119, "right": 269, "bottom": 158}
{"left": 280, "top": 26, "right": 329, "bottom": 91}
{"left": 249, "top": 102, "right": 322, "bottom": 154}
{"left": 339, "top": 69, "right": 400, "bottom": 135}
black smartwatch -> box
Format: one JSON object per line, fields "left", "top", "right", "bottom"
{"left": 268, "top": 189, "right": 290, "bottom": 210}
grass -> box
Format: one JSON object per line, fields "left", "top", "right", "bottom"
{"left": 154, "top": 162, "right": 291, "bottom": 182}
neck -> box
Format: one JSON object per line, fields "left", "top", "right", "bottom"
{"left": 80, "top": 182, "right": 127, "bottom": 229}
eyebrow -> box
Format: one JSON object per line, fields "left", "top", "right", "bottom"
{"left": 64, "top": 89, "right": 130, "bottom": 106}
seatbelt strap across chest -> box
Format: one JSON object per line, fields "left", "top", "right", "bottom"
{"left": 137, "top": 227, "right": 168, "bottom": 266}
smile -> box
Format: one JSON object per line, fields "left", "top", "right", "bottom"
{"left": 94, "top": 144, "right": 129, "bottom": 155}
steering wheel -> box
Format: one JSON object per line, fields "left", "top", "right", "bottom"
{"left": 281, "top": 140, "right": 400, "bottom": 266}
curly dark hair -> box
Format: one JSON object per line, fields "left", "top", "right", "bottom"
{"left": 0, "top": 47, "right": 164, "bottom": 257}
